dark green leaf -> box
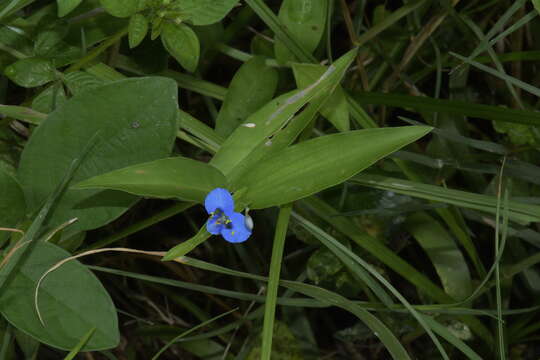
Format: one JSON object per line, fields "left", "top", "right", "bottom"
{"left": 177, "top": 0, "right": 241, "bottom": 25}
{"left": 128, "top": 13, "right": 148, "bottom": 48}
{"left": 274, "top": 0, "right": 327, "bottom": 63}
{"left": 0, "top": 168, "right": 26, "bottom": 243}
{"left": 17, "top": 77, "right": 178, "bottom": 236}
{"left": 99, "top": 0, "right": 140, "bottom": 18}
{"left": 405, "top": 212, "right": 472, "bottom": 300}
{"left": 161, "top": 23, "right": 200, "bottom": 72}
{"left": 57, "top": 0, "right": 82, "bottom": 17}
{"left": 4, "top": 58, "right": 56, "bottom": 88}
{"left": 216, "top": 56, "right": 278, "bottom": 136}
{"left": 0, "top": 242, "right": 118, "bottom": 351}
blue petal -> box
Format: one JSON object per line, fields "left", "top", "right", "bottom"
{"left": 206, "top": 214, "right": 224, "bottom": 235}
{"left": 221, "top": 212, "right": 252, "bottom": 243}
{"left": 204, "top": 188, "right": 234, "bottom": 215}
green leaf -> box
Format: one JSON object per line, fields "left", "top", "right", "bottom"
{"left": 99, "top": 0, "right": 140, "bottom": 18}
{"left": 57, "top": 0, "right": 82, "bottom": 17}
{"left": 0, "top": 168, "right": 26, "bottom": 243}
{"left": 405, "top": 212, "right": 472, "bottom": 300}
{"left": 63, "top": 71, "right": 105, "bottom": 95}
{"left": 161, "top": 23, "right": 200, "bottom": 72}
{"left": 210, "top": 48, "right": 358, "bottom": 176}
{"left": 128, "top": 13, "right": 148, "bottom": 48}
{"left": 352, "top": 174, "right": 540, "bottom": 224}
{"left": 176, "top": 0, "right": 241, "bottom": 25}
{"left": 534, "top": 0, "right": 540, "bottom": 14}
{"left": 4, "top": 58, "right": 56, "bottom": 88}
{"left": 0, "top": 242, "right": 118, "bottom": 351}
{"left": 274, "top": 0, "right": 327, "bottom": 63}
{"left": 237, "top": 126, "right": 432, "bottom": 209}
{"left": 216, "top": 56, "right": 278, "bottom": 137}
{"left": 292, "top": 63, "right": 349, "bottom": 131}
{"left": 355, "top": 92, "right": 540, "bottom": 126}
{"left": 0, "top": 104, "right": 47, "bottom": 125}
{"left": 33, "top": 21, "right": 69, "bottom": 57}
{"left": 74, "top": 157, "right": 227, "bottom": 202}
{"left": 17, "top": 77, "right": 178, "bottom": 236}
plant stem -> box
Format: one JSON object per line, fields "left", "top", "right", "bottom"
{"left": 261, "top": 203, "right": 292, "bottom": 359}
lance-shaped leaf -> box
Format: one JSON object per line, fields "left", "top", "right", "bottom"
{"left": 210, "top": 48, "right": 357, "bottom": 176}
{"left": 406, "top": 212, "right": 472, "bottom": 300}
{"left": 74, "top": 157, "right": 227, "bottom": 202}
{"left": 235, "top": 126, "right": 432, "bottom": 209}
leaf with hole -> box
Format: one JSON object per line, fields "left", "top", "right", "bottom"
{"left": 293, "top": 63, "right": 349, "bottom": 131}
{"left": 210, "top": 48, "right": 358, "bottom": 176}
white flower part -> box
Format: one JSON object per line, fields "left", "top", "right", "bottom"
{"left": 242, "top": 123, "right": 256, "bottom": 128}
{"left": 244, "top": 212, "right": 254, "bottom": 231}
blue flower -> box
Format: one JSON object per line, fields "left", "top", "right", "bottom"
{"left": 204, "top": 188, "right": 252, "bottom": 243}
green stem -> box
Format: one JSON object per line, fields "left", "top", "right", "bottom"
{"left": 81, "top": 202, "right": 194, "bottom": 252}
{"left": 66, "top": 27, "right": 128, "bottom": 73}
{"left": 261, "top": 203, "right": 292, "bottom": 360}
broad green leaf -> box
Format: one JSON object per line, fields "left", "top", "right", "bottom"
{"left": 406, "top": 212, "right": 472, "bottom": 300}
{"left": 237, "top": 126, "right": 432, "bottom": 209}
{"left": 210, "top": 48, "right": 358, "bottom": 176}
{"left": 216, "top": 56, "right": 278, "bottom": 137}
{"left": 161, "top": 23, "right": 200, "bottom": 72}
{"left": 0, "top": 242, "right": 118, "bottom": 350}
{"left": 57, "top": 0, "right": 82, "bottom": 17}
{"left": 74, "top": 157, "right": 227, "bottom": 202}
{"left": 352, "top": 174, "right": 540, "bottom": 224}
{"left": 274, "top": 0, "right": 327, "bottom": 63}
{"left": 18, "top": 77, "right": 178, "bottom": 236}
{"left": 128, "top": 13, "right": 148, "bottom": 48}
{"left": 4, "top": 58, "right": 56, "bottom": 88}
{"left": 99, "top": 0, "right": 140, "bottom": 18}
{"left": 293, "top": 63, "right": 349, "bottom": 131}
{"left": 0, "top": 168, "right": 26, "bottom": 243}
{"left": 177, "top": 0, "right": 241, "bottom": 25}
